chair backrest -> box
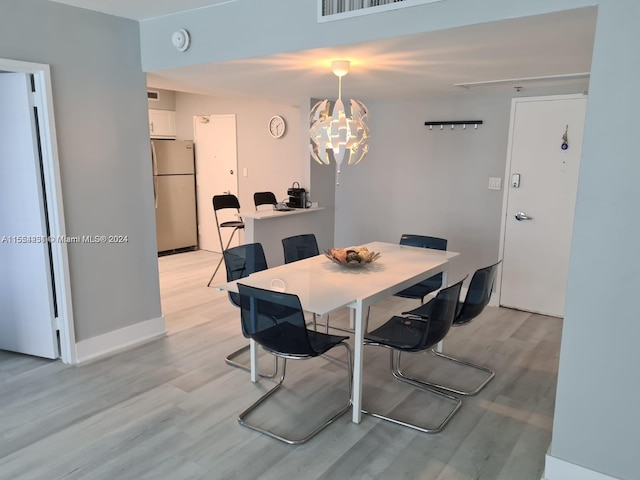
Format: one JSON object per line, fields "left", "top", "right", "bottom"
{"left": 254, "top": 191, "right": 277, "bottom": 210}
{"left": 213, "top": 194, "right": 242, "bottom": 233}
{"left": 212, "top": 193, "right": 241, "bottom": 212}
{"left": 282, "top": 234, "right": 319, "bottom": 264}
{"left": 399, "top": 234, "right": 447, "bottom": 289}
{"left": 224, "top": 243, "right": 268, "bottom": 308}
{"left": 455, "top": 260, "right": 502, "bottom": 325}
{"left": 237, "top": 283, "right": 318, "bottom": 356}
{"left": 399, "top": 234, "right": 447, "bottom": 251}
{"left": 420, "top": 277, "right": 465, "bottom": 349}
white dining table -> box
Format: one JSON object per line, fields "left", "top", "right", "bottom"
{"left": 215, "top": 241, "right": 459, "bottom": 423}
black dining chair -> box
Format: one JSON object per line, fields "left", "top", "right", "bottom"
{"left": 222, "top": 243, "right": 278, "bottom": 377}
{"left": 207, "top": 194, "right": 245, "bottom": 287}
{"left": 282, "top": 233, "right": 319, "bottom": 264}
{"left": 236, "top": 283, "right": 353, "bottom": 444}
{"left": 363, "top": 278, "right": 465, "bottom": 434}
{"left": 282, "top": 234, "right": 330, "bottom": 331}
{"left": 401, "top": 260, "right": 502, "bottom": 395}
{"left": 253, "top": 191, "right": 278, "bottom": 210}
{"left": 394, "top": 234, "right": 447, "bottom": 304}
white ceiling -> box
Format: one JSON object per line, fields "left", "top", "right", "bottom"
{"left": 49, "top": 0, "right": 236, "bottom": 20}
{"left": 48, "top": 1, "right": 597, "bottom": 104}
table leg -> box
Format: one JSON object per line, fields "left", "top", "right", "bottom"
{"left": 250, "top": 339, "right": 258, "bottom": 383}
{"left": 435, "top": 267, "right": 450, "bottom": 353}
{"left": 352, "top": 299, "right": 365, "bottom": 423}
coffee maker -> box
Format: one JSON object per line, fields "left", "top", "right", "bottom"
{"left": 286, "top": 182, "right": 308, "bottom": 209}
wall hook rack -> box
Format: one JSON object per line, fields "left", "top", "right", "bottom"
{"left": 425, "top": 120, "right": 483, "bottom": 130}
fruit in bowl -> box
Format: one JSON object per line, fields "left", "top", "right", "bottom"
{"left": 324, "top": 245, "right": 381, "bottom": 267}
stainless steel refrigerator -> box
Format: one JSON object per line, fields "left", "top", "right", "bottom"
{"left": 152, "top": 139, "right": 198, "bottom": 253}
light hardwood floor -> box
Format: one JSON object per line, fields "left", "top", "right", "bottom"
{"left": 0, "top": 250, "right": 562, "bottom": 480}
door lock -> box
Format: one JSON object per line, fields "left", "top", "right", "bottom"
{"left": 512, "top": 173, "right": 521, "bottom": 188}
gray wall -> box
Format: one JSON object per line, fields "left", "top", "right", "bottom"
{"left": 552, "top": 2, "right": 640, "bottom": 478}
{"left": 334, "top": 88, "right": 583, "bottom": 284}
{"left": 172, "top": 93, "right": 304, "bottom": 209}
{"left": 0, "top": 0, "right": 161, "bottom": 341}
{"left": 139, "top": 1, "right": 640, "bottom": 478}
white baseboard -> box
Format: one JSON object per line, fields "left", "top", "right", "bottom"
{"left": 75, "top": 316, "right": 166, "bottom": 364}
{"left": 543, "top": 453, "right": 621, "bottom": 480}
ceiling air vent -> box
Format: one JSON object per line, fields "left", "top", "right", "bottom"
{"left": 320, "top": 0, "right": 445, "bottom": 22}
{"left": 147, "top": 90, "right": 160, "bottom": 101}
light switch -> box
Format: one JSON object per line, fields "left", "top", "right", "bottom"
{"left": 488, "top": 177, "right": 502, "bottom": 190}
{"left": 243, "top": 168, "right": 248, "bottom": 177}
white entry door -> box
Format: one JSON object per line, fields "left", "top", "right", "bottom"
{"left": 193, "top": 114, "right": 239, "bottom": 252}
{"left": 500, "top": 95, "right": 587, "bottom": 317}
{"left": 0, "top": 72, "right": 58, "bottom": 358}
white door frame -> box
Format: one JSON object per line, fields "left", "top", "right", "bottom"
{"left": 0, "top": 58, "right": 76, "bottom": 364}
{"left": 496, "top": 93, "right": 586, "bottom": 309}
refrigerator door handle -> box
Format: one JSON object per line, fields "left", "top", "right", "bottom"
{"left": 151, "top": 141, "right": 158, "bottom": 176}
{"left": 151, "top": 141, "right": 159, "bottom": 208}
{"left": 153, "top": 175, "right": 158, "bottom": 209}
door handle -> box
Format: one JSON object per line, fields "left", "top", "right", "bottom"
{"left": 515, "top": 211, "right": 533, "bottom": 221}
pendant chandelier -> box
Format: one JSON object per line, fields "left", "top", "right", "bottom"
{"left": 309, "top": 60, "right": 370, "bottom": 185}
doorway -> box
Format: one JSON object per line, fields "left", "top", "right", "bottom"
{"left": 0, "top": 59, "right": 75, "bottom": 363}
{"left": 193, "top": 114, "right": 239, "bottom": 253}
{"left": 498, "top": 94, "right": 587, "bottom": 317}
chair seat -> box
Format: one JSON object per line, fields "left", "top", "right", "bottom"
{"left": 403, "top": 297, "right": 464, "bottom": 324}
{"left": 365, "top": 316, "right": 431, "bottom": 352}
{"left": 257, "top": 322, "right": 348, "bottom": 357}
{"left": 394, "top": 277, "right": 441, "bottom": 300}
{"left": 220, "top": 221, "right": 244, "bottom": 228}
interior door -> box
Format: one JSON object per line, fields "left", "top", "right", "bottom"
{"left": 500, "top": 95, "right": 587, "bottom": 317}
{"left": 193, "top": 114, "right": 239, "bottom": 252}
{"left": 0, "top": 72, "right": 58, "bottom": 358}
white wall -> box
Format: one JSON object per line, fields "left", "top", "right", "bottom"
{"left": 0, "top": 0, "right": 161, "bottom": 343}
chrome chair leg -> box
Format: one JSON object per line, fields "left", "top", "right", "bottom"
{"left": 362, "top": 349, "right": 462, "bottom": 434}
{"left": 424, "top": 349, "right": 495, "bottom": 396}
{"left": 237, "top": 343, "right": 353, "bottom": 445}
{"left": 225, "top": 344, "right": 279, "bottom": 379}
{"left": 393, "top": 346, "right": 494, "bottom": 396}
{"left": 207, "top": 226, "right": 241, "bottom": 287}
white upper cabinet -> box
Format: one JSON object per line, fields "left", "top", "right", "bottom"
{"left": 148, "top": 109, "right": 176, "bottom": 138}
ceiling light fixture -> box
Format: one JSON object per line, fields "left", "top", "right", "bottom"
{"left": 309, "top": 60, "right": 370, "bottom": 186}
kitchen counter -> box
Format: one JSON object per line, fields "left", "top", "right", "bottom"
{"left": 238, "top": 206, "right": 325, "bottom": 267}
{"left": 239, "top": 206, "right": 324, "bottom": 220}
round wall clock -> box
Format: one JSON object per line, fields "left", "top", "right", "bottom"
{"left": 268, "top": 115, "right": 286, "bottom": 138}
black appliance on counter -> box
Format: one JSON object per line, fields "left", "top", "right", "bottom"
{"left": 287, "top": 182, "right": 308, "bottom": 208}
